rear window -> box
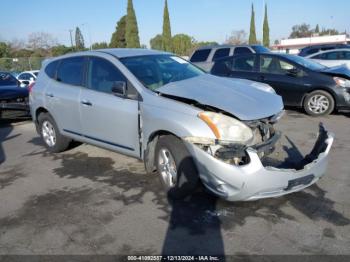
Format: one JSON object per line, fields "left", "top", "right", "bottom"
{"left": 45, "top": 60, "right": 59, "bottom": 79}
{"left": 190, "top": 49, "right": 211, "bottom": 62}
{"left": 0, "top": 72, "right": 18, "bottom": 86}
{"left": 211, "top": 58, "right": 233, "bottom": 76}
{"left": 56, "top": 57, "right": 85, "bottom": 86}
{"left": 234, "top": 47, "right": 253, "bottom": 55}
{"left": 212, "top": 48, "right": 230, "bottom": 60}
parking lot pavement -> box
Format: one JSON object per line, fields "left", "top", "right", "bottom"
{"left": 0, "top": 110, "right": 349, "bottom": 255}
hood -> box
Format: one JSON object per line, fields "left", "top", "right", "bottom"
{"left": 157, "top": 74, "right": 284, "bottom": 121}
{"left": 318, "top": 65, "right": 350, "bottom": 78}
{"left": 0, "top": 85, "right": 29, "bottom": 100}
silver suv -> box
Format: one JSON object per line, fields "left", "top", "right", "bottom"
{"left": 30, "top": 49, "right": 334, "bottom": 201}
{"left": 190, "top": 44, "right": 270, "bottom": 72}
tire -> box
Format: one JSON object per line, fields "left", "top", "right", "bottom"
{"left": 38, "top": 113, "right": 71, "bottom": 153}
{"left": 303, "top": 90, "right": 335, "bottom": 116}
{"left": 155, "top": 135, "right": 199, "bottom": 199}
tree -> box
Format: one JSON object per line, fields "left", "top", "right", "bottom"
{"left": 92, "top": 42, "right": 109, "bottom": 50}
{"left": 225, "top": 30, "right": 247, "bottom": 45}
{"left": 172, "top": 34, "right": 193, "bottom": 56}
{"left": 110, "top": 15, "right": 127, "bottom": 48}
{"left": 319, "top": 28, "right": 339, "bottom": 36}
{"left": 75, "top": 27, "right": 85, "bottom": 50}
{"left": 289, "top": 23, "right": 313, "bottom": 38}
{"left": 249, "top": 4, "right": 257, "bottom": 44}
{"left": 125, "top": 0, "right": 140, "bottom": 48}
{"left": 150, "top": 34, "right": 163, "bottom": 50}
{"left": 27, "top": 32, "right": 57, "bottom": 50}
{"left": 51, "top": 45, "right": 73, "bottom": 56}
{"left": 0, "top": 42, "right": 10, "bottom": 58}
{"left": 315, "top": 24, "right": 320, "bottom": 34}
{"left": 162, "top": 0, "right": 172, "bottom": 52}
{"left": 263, "top": 4, "right": 270, "bottom": 47}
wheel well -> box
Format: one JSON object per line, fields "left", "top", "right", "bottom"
{"left": 35, "top": 107, "right": 49, "bottom": 124}
{"left": 302, "top": 89, "right": 337, "bottom": 108}
{"left": 143, "top": 130, "right": 179, "bottom": 174}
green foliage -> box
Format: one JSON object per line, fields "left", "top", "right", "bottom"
{"left": 263, "top": 4, "right": 270, "bottom": 47}
{"left": 194, "top": 41, "right": 218, "bottom": 47}
{"left": 172, "top": 34, "right": 194, "bottom": 56}
{"left": 150, "top": 34, "right": 163, "bottom": 50}
{"left": 110, "top": 15, "right": 127, "bottom": 48}
{"left": 75, "top": 27, "right": 85, "bottom": 50}
{"left": 50, "top": 45, "right": 73, "bottom": 56}
{"left": 319, "top": 28, "right": 340, "bottom": 36}
{"left": 162, "top": 0, "right": 172, "bottom": 52}
{"left": 289, "top": 23, "right": 312, "bottom": 38}
{"left": 92, "top": 42, "right": 109, "bottom": 50}
{"left": 249, "top": 4, "right": 257, "bottom": 44}
{"left": 125, "top": 0, "right": 140, "bottom": 48}
{"left": 0, "top": 42, "right": 10, "bottom": 58}
{"left": 315, "top": 24, "right": 320, "bottom": 34}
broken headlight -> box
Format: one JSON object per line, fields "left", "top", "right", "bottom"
{"left": 198, "top": 112, "right": 253, "bottom": 144}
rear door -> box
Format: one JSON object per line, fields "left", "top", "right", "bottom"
{"left": 257, "top": 54, "right": 308, "bottom": 106}
{"left": 79, "top": 56, "right": 140, "bottom": 157}
{"left": 45, "top": 56, "right": 84, "bottom": 134}
{"left": 228, "top": 54, "right": 259, "bottom": 81}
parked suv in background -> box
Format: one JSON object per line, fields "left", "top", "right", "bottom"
{"left": 189, "top": 45, "right": 270, "bottom": 71}
{"left": 30, "top": 49, "right": 333, "bottom": 202}
{"left": 306, "top": 49, "right": 350, "bottom": 68}
{"left": 298, "top": 44, "right": 350, "bottom": 57}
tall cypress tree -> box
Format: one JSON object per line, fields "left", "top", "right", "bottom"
{"left": 125, "top": 0, "right": 140, "bottom": 48}
{"left": 110, "top": 15, "right": 127, "bottom": 48}
{"left": 249, "top": 4, "right": 257, "bottom": 44}
{"left": 263, "top": 4, "right": 270, "bottom": 47}
{"left": 75, "top": 27, "right": 85, "bottom": 50}
{"left": 162, "top": 0, "right": 172, "bottom": 52}
{"left": 315, "top": 24, "right": 320, "bottom": 34}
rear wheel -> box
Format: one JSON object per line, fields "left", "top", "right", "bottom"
{"left": 38, "top": 113, "right": 71, "bottom": 153}
{"left": 303, "top": 90, "right": 334, "bottom": 116}
{"left": 155, "top": 135, "right": 199, "bottom": 199}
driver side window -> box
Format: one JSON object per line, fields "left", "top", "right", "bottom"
{"left": 260, "top": 56, "right": 297, "bottom": 75}
{"left": 87, "top": 57, "right": 127, "bottom": 94}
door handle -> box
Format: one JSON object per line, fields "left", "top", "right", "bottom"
{"left": 45, "top": 93, "right": 54, "bottom": 98}
{"left": 81, "top": 100, "right": 93, "bottom": 106}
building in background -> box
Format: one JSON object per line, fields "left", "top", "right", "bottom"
{"left": 272, "top": 34, "right": 350, "bottom": 54}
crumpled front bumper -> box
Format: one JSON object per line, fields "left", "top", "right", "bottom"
{"left": 184, "top": 124, "right": 334, "bottom": 201}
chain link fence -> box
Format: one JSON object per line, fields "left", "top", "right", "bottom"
{"left": 0, "top": 57, "right": 47, "bottom": 73}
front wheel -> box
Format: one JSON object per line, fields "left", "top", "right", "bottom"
{"left": 155, "top": 135, "right": 199, "bottom": 199}
{"left": 303, "top": 90, "right": 335, "bottom": 116}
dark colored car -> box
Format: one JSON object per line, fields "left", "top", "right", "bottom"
{"left": 211, "top": 53, "right": 350, "bottom": 116}
{"left": 0, "top": 72, "right": 29, "bottom": 116}
{"left": 299, "top": 44, "right": 350, "bottom": 57}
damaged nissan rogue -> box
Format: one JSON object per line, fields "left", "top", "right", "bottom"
{"left": 30, "top": 49, "right": 334, "bottom": 201}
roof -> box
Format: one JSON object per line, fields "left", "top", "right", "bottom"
{"left": 197, "top": 44, "right": 261, "bottom": 50}
{"left": 96, "top": 48, "right": 171, "bottom": 58}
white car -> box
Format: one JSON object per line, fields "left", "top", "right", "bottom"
{"left": 307, "top": 49, "right": 350, "bottom": 68}
{"left": 17, "top": 70, "right": 39, "bottom": 87}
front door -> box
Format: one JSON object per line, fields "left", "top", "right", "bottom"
{"left": 79, "top": 56, "right": 140, "bottom": 157}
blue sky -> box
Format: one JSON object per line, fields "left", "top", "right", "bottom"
{"left": 0, "top": 0, "right": 349, "bottom": 47}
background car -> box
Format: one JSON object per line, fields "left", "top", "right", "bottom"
{"left": 189, "top": 44, "right": 270, "bottom": 72}
{"left": 306, "top": 49, "right": 350, "bottom": 68}
{"left": 211, "top": 53, "right": 350, "bottom": 116}
{"left": 0, "top": 71, "right": 29, "bottom": 116}
{"left": 298, "top": 44, "right": 350, "bottom": 57}
{"left": 17, "top": 70, "right": 39, "bottom": 87}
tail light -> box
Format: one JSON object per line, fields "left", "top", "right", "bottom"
{"left": 27, "top": 82, "right": 35, "bottom": 93}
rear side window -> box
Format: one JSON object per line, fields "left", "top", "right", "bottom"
{"left": 57, "top": 57, "right": 85, "bottom": 86}
{"left": 45, "top": 60, "right": 59, "bottom": 79}
{"left": 232, "top": 55, "right": 255, "bottom": 72}
{"left": 190, "top": 49, "right": 211, "bottom": 62}
{"left": 212, "top": 48, "right": 230, "bottom": 60}
{"left": 234, "top": 47, "right": 253, "bottom": 55}
{"left": 211, "top": 58, "right": 233, "bottom": 76}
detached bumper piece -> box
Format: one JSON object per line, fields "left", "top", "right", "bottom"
{"left": 184, "top": 123, "right": 334, "bottom": 201}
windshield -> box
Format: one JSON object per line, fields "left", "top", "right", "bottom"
{"left": 251, "top": 45, "right": 270, "bottom": 53}
{"left": 120, "top": 55, "right": 205, "bottom": 90}
{"left": 0, "top": 72, "right": 18, "bottom": 86}
{"left": 285, "top": 55, "right": 327, "bottom": 70}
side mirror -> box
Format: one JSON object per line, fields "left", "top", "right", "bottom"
{"left": 111, "top": 81, "right": 127, "bottom": 97}
{"left": 21, "top": 80, "right": 30, "bottom": 87}
{"left": 30, "top": 77, "right": 35, "bottom": 82}
{"left": 287, "top": 68, "right": 300, "bottom": 77}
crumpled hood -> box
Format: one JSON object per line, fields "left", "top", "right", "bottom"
{"left": 157, "top": 74, "right": 284, "bottom": 121}
{"left": 318, "top": 65, "right": 350, "bottom": 78}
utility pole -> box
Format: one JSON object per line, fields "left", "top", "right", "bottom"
{"left": 69, "top": 29, "right": 74, "bottom": 49}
